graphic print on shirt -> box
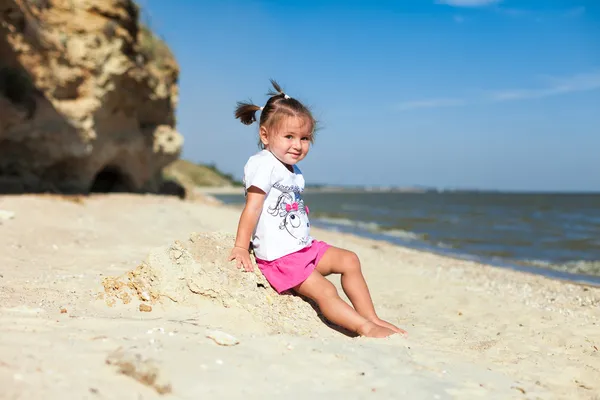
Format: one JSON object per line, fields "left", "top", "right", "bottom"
{"left": 267, "top": 190, "right": 311, "bottom": 245}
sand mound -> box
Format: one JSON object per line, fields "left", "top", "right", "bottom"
{"left": 101, "top": 232, "right": 325, "bottom": 335}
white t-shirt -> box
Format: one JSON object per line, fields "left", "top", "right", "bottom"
{"left": 243, "top": 150, "right": 313, "bottom": 261}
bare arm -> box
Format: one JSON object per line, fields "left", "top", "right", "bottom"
{"left": 228, "top": 186, "right": 266, "bottom": 271}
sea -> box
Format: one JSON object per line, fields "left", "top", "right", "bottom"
{"left": 213, "top": 190, "right": 600, "bottom": 286}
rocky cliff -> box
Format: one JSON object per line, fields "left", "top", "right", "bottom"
{"left": 0, "top": 0, "right": 183, "bottom": 194}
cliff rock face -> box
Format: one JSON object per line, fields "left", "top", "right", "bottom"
{"left": 0, "top": 0, "right": 183, "bottom": 193}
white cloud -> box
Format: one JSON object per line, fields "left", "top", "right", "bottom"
{"left": 436, "top": 0, "right": 501, "bottom": 7}
{"left": 489, "top": 71, "right": 600, "bottom": 101}
{"left": 393, "top": 71, "right": 600, "bottom": 111}
{"left": 395, "top": 98, "right": 466, "bottom": 111}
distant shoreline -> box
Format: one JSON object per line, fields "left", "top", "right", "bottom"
{"left": 194, "top": 186, "right": 429, "bottom": 196}
{"left": 193, "top": 185, "right": 600, "bottom": 196}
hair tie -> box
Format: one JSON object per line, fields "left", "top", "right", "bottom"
{"left": 284, "top": 94, "right": 290, "bottom": 99}
{"left": 259, "top": 106, "right": 264, "bottom": 111}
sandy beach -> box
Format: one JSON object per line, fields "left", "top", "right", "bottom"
{"left": 0, "top": 193, "right": 599, "bottom": 399}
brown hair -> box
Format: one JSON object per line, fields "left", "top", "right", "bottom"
{"left": 235, "top": 80, "right": 317, "bottom": 148}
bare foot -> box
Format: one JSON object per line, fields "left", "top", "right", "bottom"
{"left": 371, "top": 317, "right": 408, "bottom": 337}
{"left": 358, "top": 321, "right": 396, "bottom": 338}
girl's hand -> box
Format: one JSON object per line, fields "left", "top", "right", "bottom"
{"left": 228, "top": 246, "right": 254, "bottom": 272}
{"left": 229, "top": 186, "right": 265, "bottom": 273}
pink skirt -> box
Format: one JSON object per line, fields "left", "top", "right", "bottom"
{"left": 255, "top": 240, "right": 331, "bottom": 294}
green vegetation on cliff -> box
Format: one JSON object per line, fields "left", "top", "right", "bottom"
{"left": 163, "top": 160, "right": 241, "bottom": 188}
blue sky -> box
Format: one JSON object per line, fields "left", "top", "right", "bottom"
{"left": 141, "top": 0, "right": 599, "bottom": 192}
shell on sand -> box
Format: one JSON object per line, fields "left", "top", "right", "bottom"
{"left": 205, "top": 330, "right": 239, "bottom": 346}
{"left": 0, "top": 210, "right": 15, "bottom": 220}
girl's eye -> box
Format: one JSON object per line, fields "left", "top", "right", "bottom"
{"left": 301, "top": 137, "right": 310, "bottom": 141}
{"left": 285, "top": 135, "right": 293, "bottom": 139}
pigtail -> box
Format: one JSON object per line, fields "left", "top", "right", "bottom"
{"left": 234, "top": 101, "right": 262, "bottom": 125}
{"left": 267, "top": 79, "right": 289, "bottom": 99}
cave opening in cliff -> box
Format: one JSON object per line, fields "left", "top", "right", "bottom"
{"left": 90, "top": 166, "right": 134, "bottom": 193}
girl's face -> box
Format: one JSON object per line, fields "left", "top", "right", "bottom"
{"left": 260, "top": 116, "right": 313, "bottom": 168}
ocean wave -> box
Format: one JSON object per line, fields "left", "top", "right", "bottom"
{"left": 314, "top": 216, "right": 600, "bottom": 279}
{"left": 315, "top": 217, "right": 380, "bottom": 231}
{"left": 522, "top": 259, "right": 600, "bottom": 276}
{"left": 379, "top": 229, "right": 423, "bottom": 241}
{"left": 314, "top": 217, "right": 424, "bottom": 241}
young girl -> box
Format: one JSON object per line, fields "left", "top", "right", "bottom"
{"left": 228, "top": 80, "right": 407, "bottom": 338}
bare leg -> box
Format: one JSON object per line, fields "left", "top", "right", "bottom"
{"left": 293, "top": 270, "right": 395, "bottom": 338}
{"left": 316, "top": 246, "right": 407, "bottom": 336}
